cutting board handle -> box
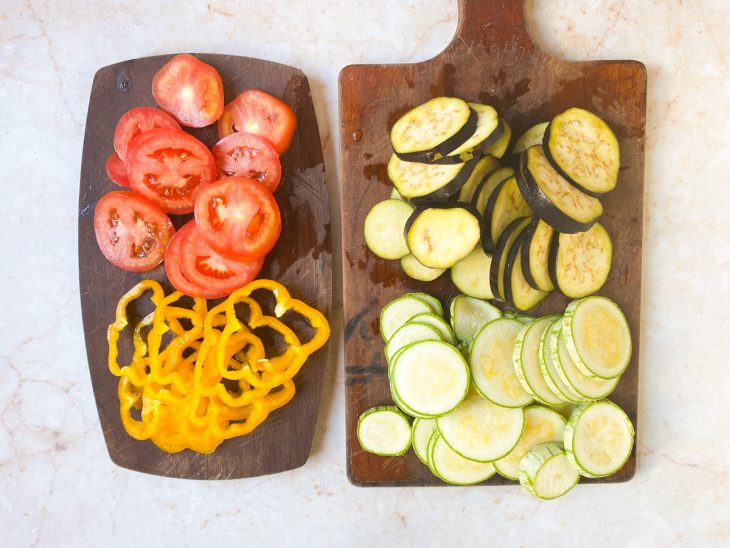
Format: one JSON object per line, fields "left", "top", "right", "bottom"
{"left": 449, "top": 0, "right": 536, "bottom": 53}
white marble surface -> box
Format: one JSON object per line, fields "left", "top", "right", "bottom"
{"left": 1, "top": 0, "right": 729, "bottom": 546}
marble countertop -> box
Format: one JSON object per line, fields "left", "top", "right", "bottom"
{"left": 1, "top": 1, "right": 729, "bottom": 546}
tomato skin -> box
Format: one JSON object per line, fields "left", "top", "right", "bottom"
{"left": 94, "top": 191, "right": 175, "bottom": 272}
{"left": 106, "top": 153, "right": 130, "bottom": 187}
{"left": 125, "top": 128, "right": 217, "bottom": 215}
{"left": 113, "top": 107, "right": 180, "bottom": 161}
{"left": 164, "top": 227, "right": 211, "bottom": 297}
{"left": 218, "top": 89, "right": 297, "bottom": 154}
{"left": 194, "top": 176, "right": 281, "bottom": 260}
{"left": 211, "top": 132, "right": 282, "bottom": 192}
{"left": 152, "top": 54, "right": 224, "bottom": 128}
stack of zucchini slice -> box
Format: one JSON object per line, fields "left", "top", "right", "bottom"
{"left": 357, "top": 291, "right": 635, "bottom": 499}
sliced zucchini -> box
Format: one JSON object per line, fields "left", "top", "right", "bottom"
{"left": 544, "top": 107, "right": 620, "bottom": 196}
{"left": 408, "top": 312, "right": 456, "bottom": 345}
{"left": 436, "top": 388, "right": 525, "bottom": 462}
{"left": 390, "top": 378, "right": 431, "bottom": 419}
{"left": 379, "top": 295, "right": 434, "bottom": 341}
{"left": 405, "top": 203, "right": 481, "bottom": 269}
{"left": 548, "top": 222, "right": 612, "bottom": 299}
{"left": 429, "top": 432, "right": 497, "bottom": 485}
{"left": 411, "top": 418, "right": 437, "bottom": 465}
{"left": 363, "top": 199, "right": 414, "bottom": 260}
{"left": 482, "top": 119, "right": 512, "bottom": 159}
{"left": 503, "top": 233, "right": 549, "bottom": 312}
{"left": 489, "top": 216, "right": 531, "bottom": 302}
{"left": 404, "top": 292, "right": 443, "bottom": 316}
{"left": 450, "top": 245, "right": 493, "bottom": 300}
{"left": 391, "top": 97, "right": 476, "bottom": 160}
{"left": 512, "top": 122, "right": 549, "bottom": 156}
{"left": 520, "top": 219, "right": 555, "bottom": 292}
{"left": 517, "top": 146, "right": 603, "bottom": 233}
{"left": 564, "top": 400, "right": 635, "bottom": 477}
{"left": 482, "top": 176, "right": 532, "bottom": 250}
{"left": 357, "top": 406, "right": 412, "bottom": 456}
{"left": 385, "top": 321, "right": 442, "bottom": 363}
{"left": 473, "top": 167, "right": 514, "bottom": 218}
{"left": 469, "top": 318, "right": 534, "bottom": 407}
{"left": 400, "top": 254, "right": 446, "bottom": 282}
{"left": 512, "top": 314, "right": 535, "bottom": 324}
{"left": 512, "top": 316, "right": 566, "bottom": 406}
{"left": 495, "top": 406, "right": 567, "bottom": 480}
{"left": 457, "top": 155, "right": 501, "bottom": 203}
{"left": 449, "top": 295, "right": 502, "bottom": 343}
{"left": 388, "top": 154, "right": 479, "bottom": 204}
{"left": 448, "top": 103, "right": 501, "bottom": 157}
{"left": 389, "top": 187, "right": 406, "bottom": 201}
{"left": 390, "top": 340, "right": 470, "bottom": 417}
{"left": 538, "top": 319, "right": 588, "bottom": 404}
{"left": 563, "top": 296, "right": 632, "bottom": 379}
{"left": 518, "top": 442, "right": 580, "bottom": 499}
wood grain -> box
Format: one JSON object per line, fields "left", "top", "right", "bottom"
{"left": 79, "top": 54, "right": 331, "bottom": 479}
{"left": 339, "top": 0, "right": 645, "bottom": 486}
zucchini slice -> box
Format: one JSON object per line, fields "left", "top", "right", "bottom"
{"left": 403, "top": 292, "right": 443, "bottom": 316}
{"left": 429, "top": 432, "right": 497, "bottom": 485}
{"left": 538, "top": 319, "right": 588, "bottom": 404}
{"left": 436, "top": 389, "right": 525, "bottom": 462}
{"left": 391, "top": 97, "right": 476, "bottom": 160}
{"left": 411, "top": 418, "right": 437, "bottom": 465}
{"left": 469, "top": 318, "right": 534, "bottom": 407}
{"left": 363, "top": 199, "right": 414, "bottom": 260}
{"left": 565, "top": 400, "right": 635, "bottom": 477}
{"left": 563, "top": 296, "right": 631, "bottom": 379}
{"left": 520, "top": 219, "right": 555, "bottom": 292}
{"left": 512, "top": 121, "right": 549, "bottom": 156}
{"left": 512, "top": 316, "right": 566, "bottom": 406}
{"left": 379, "top": 295, "right": 434, "bottom": 341}
{"left": 519, "top": 442, "right": 580, "bottom": 499}
{"left": 483, "top": 175, "right": 533, "bottom": 254}
{"left": 357, "top": 406, "right": 412, "bottom": 456}
{"left": 495, "top": 406, "right": 567, "bottom": 480}
{"left": 408, "top": 312, "right": 456, "bottom": 345}
{"left": 503, "top": 233, "right": 549, "bottom": 312}
{"left": 548, "top": 222, "right": 612, "bottom": 299}
{"left": 389, "top": 187, "right": 406, "bottom": 201}
{"left": 457, "top": 155, "right": 501, "bottom": 203}
{"left": 472, "top": 167, "right": 514, "bottom": 217}
{"left": 544, "top": 107, "right": 620, "bottom": 195}
{"left": 388, "top": 154, "right": 479, "bottom": 204}
{"left": 400, "top": 254, "right": 445, "bottom": 282}
{"left": 448, "top": 103, "right": 501, "bottom": 157}
{"left": 405, "top": 203, "right": 481, "bottom": 269}
{"left": 390, "top": 340, "right": 470, "bottom": 417}
{"left": 449, "top": 294, "right": 502, "bottom": 343}
{"left": 517, "top": 146, "right": 603, "bottom": 233}
{"left": 489, "top": 216, "right": 531, "bottom": 302}
{"left": 482, "top": 119, "right": 512, "bottom": 159}
{"left": 384, "top": 321, "right": 442, "bottom": 363}
{"left": 450, "top": 245, "right": 494, "bottom": 300}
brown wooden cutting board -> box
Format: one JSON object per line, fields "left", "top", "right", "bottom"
{"left": 79, "top": 54, "right": 331, "bottom": 479}
{"left": 339, "top": 0, "right": 646, "bottom": 486}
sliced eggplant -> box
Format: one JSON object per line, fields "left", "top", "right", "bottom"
{"left": 457, "top": 155, "right": 500, "bottom": 203}
{"left": 503, "top": 232, "right": 550, "bottom": 311}
{"left": 482, "top": 119, "right": 512, "bottom": 159}
{"left": 520, "top": 218, "right": 555, "bottom": 292}
{"left": 512, "top": 122, "right": 549, "bottom": 156}
{"left": 472, "top": 167, "right": 514, "bottom": 215}
{"left": 548, "top": 222, "right": 612, "bottom": 298}
{"left": 450, "top": 244, "right": 493, "bottom": 300}
{"left": 447, "top": 103, "right": 501, "bottom": 157}
{"left": 517, "top": 146, "right": 603, "bottom": 234}
{"left": 387, "top": 154, "right": 479, "bottom": 204}
{"left": 391, "top": 97, "right": 477, "bottom": 162}
{"left": 405, "top": 203, "right": 481, "bottom": 269}
{"left": 481, "top": 175, "right": 532, "bottom": 252}
{"left": 544, "top": 107, "right": 620, "bottom": 196}
{"left": 488, "top": 216, "right": 531, "bottom": 302}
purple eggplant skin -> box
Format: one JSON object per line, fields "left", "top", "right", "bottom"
{"left": 408, "top": 156, "right": 481, "bottom": 206}
{"left": 520, "top": 218, "right": 555, "bottom": 291}
{"left": 475, "top": 118, "right": 506, "bottom": 154}
{"left": 403, "top": 201, "right": 482, "bottom": 241}
{"left": 516, "top": 151, "right": 597, "bottom": 234}
{"left": 469, "top": 163, "right": 512, "bottom": 212}
{"left": 394, "top": 108, "right": 479, "bottom": 164}
{"left": 488, "top": 216, "right": 531, "bottom": 302}
{"left": 479, "top": 177, "right": 510, "bottom": 254}
{"left": 547, "top": 229, "right": 561, "bottom": 291}
{"left": 503, "top": 231, "right": 529, "bottom": 309}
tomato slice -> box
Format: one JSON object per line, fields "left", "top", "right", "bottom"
{"left": 218, "top": 89, "right": 297, "bottom": 154}
{"left": 152, "top": 54, "right": 224, "bottom": 128}
{"left": 93, "top": 191, "right": 175, "bottom": 272}
{"left": 106, "top": 153, "right": 130, "bottom": 187}
{"left": 211, "top": 132, "right": 282, "bottom": 192}
{"left": 113, "top": 107, "right": 180, "bottom": 161}
{"left": 194, "top": 176, "right": 281, "bottom": 260}
{"left": 125, "top": 128, "right": 217, "bottom": 215}
{"left": 168, "top": 221, "right": 264, "bottom": 298}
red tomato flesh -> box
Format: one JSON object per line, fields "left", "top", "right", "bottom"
{"left": 194, "top": 176, "right": 281, "bottom": 260}
{"left": 106, "top": 153, "right": 130, "bottom": 187}
{"left": 125, "top": 128, "right": 217, "bottom": 215}
{"left": 152, "top": 54, "right": 224, "bottom": 128}
{"left": 218, "top": 89, "right": 297, "bottom": 154}
{"left": 113, "top": 107, "right": 180, "bottom": 161}
{"left": 94, "top": 191, "right": 175, "bottom": 272}
{"left": 211, "top": 132, "right": 282, "bottom": 192}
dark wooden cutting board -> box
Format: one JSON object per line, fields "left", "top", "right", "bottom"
{"left": 79, "top": 54, "right": 331, "bottom": 479}
{"left": 339, "top": 0, "right": 646, "bottom": 486}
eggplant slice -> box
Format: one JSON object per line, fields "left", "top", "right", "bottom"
{"left": 473, "top": 167, "right": 514, "bottom": 215}
{"left": 447, "top": 103, "right": 501, "bottom": 157}
{"left": 482, "top": 119, "right": 512, "bottom": 159}
{"left": 387, "top": 154, "right": 479, "bottom": 204}
{"left": 548, "top": 222, "right": 612, "bottom": 298}
{"left": 503, "top": 232, "right": 549, "bottom": 311}
{"left": 520, "top": 218, "right": 555, "bottom": 292}
{"left": 482, "top": 175, "right": 532, "bottom": 252}
{"left": 517, "top": 146, "right": 603, "bottom": 234}
{"left": 544, "top": 107, "right": 620, "bottom": 196}
{"left": 512, "top": 122, "right": 549, "bottom": 156}
{"left": 457, "top": 155, "right": 501, "bottom": 203}
{"left": 488, "top": 216, "right": 531, "bottom": 302}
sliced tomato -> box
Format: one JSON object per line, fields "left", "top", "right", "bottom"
{"left": 194, "top": 176, "right": 281, "bottom": 260}
{"left": 125, "top": 128, "right": 217, "bottom": 215}
{"left": 93, "top": 191, "right": 175, "bottom": 272}
{"left": 167, "top": 221, "right": 264, "bottom": 298}
{"left": 152, "top": 54, "right": 224, "bottom": 128}
{"left": 218, "top": 89, "right": 297, "bottom": 154}
{"left": 106, "top": 153, "right": 130, "bottom": 187}
{"left": 211, "top": 132, "right": 282, "bottom": 192}
{"left": 113, "top": 107, "right": 180, "bottom": 161}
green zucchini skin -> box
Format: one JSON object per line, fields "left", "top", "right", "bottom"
{"left": 408, "top": 156, "right": 481, "bottom": 205}
{"left": 395, "top": 108, "right": 479, "bottom": 163}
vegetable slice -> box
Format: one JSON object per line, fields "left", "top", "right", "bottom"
{"left": 450, "top": 245, "right": 494, "bottom": 300}
{"left": 364, "top": 199, "right": 414, "bottom": 260}
{"left": 211, "top": 132, "right": 282, "bottom": 191}
{"left": 511, "top": 122, "right": 548, "bottom": 156}
{"left": 404, "top": 292, "right": 444, "bottom": 317}
{"left": 538, "top": 319, "right": 587, "bottom": 404}
{"left": 400, "top": 254, "right": 445, "bottom": 281}
{"left": 407, "top": 313, "right": 455, "bottom": 345}
{"left": 387, "top": 154, "right": 478, "bottom": 203}
{"left": 449, "top": 295, "right": 502, "bottom": 343}
{"left": 482, "top": 119, "right": 512, "bottom": 158}
{"left": 457, "top": 155, "right": 501, "bottom": 203}
{"left": 379, "top": 295, "right": 434, "bottom": 341}
{"left": 512, "top": 316, "right": 566, "bottom": 406}
{"left": 482, "top": 175, "right": 532, "bottom": 251}
{"left": 448, "top": 103, "right": 500, "bottom": 157}
{"left": 518, "top": 442, "right": 579, "bottom": 499}
{"left": 429, "top": 432, "right": 497, "bottom": 485}
{"left": 357, "top": 407, "right": 412, "bottom": 456}
{"left": 520, "top": 219, "right": 555, "bottom": 292}
{"left": 384, "top": 322, "right": 442, "bottom": 363}
{"left": 411, "top": 418, "right": 437, "bottom": 465}
{"left": 503, "top": 233, "right": 549, "bottom": 311}
{"left": 489, "top": 216, "right": 531, "bottom": 302}
{"left": 548, "top": 222, "right": 612, "bottom": 298}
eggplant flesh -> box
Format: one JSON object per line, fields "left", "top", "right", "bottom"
{"left": 503, "top": 232, "right": 549, "bottom": 311}
{"left": 447, "top": 103, "right": 501, "bottom": 157}
{"left": 388, "top": 154, "right": 479, "bottom": 204}
{"left": 488, "top": 216, "right": 531, "bottom": 302}
{"left": 472, "top": 167, "right": 514, "bottom": 216}
{"left": 520, "top": 218, "right": 555, "bottom": 292}
{"left": 548, "top": 222, "right": 612, "bottom": 298}
{"left": 512, "top": 122, "right": 549, "bottom": 156}
{"left": 457, "top": 155, "right": 501, "bottom": 203}
{"left": 486, "top": 176, "right": 532, "bottom": 251}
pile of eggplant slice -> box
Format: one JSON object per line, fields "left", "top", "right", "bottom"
{"left": 364, "top": 98, "right": 620, "bottom": 311}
